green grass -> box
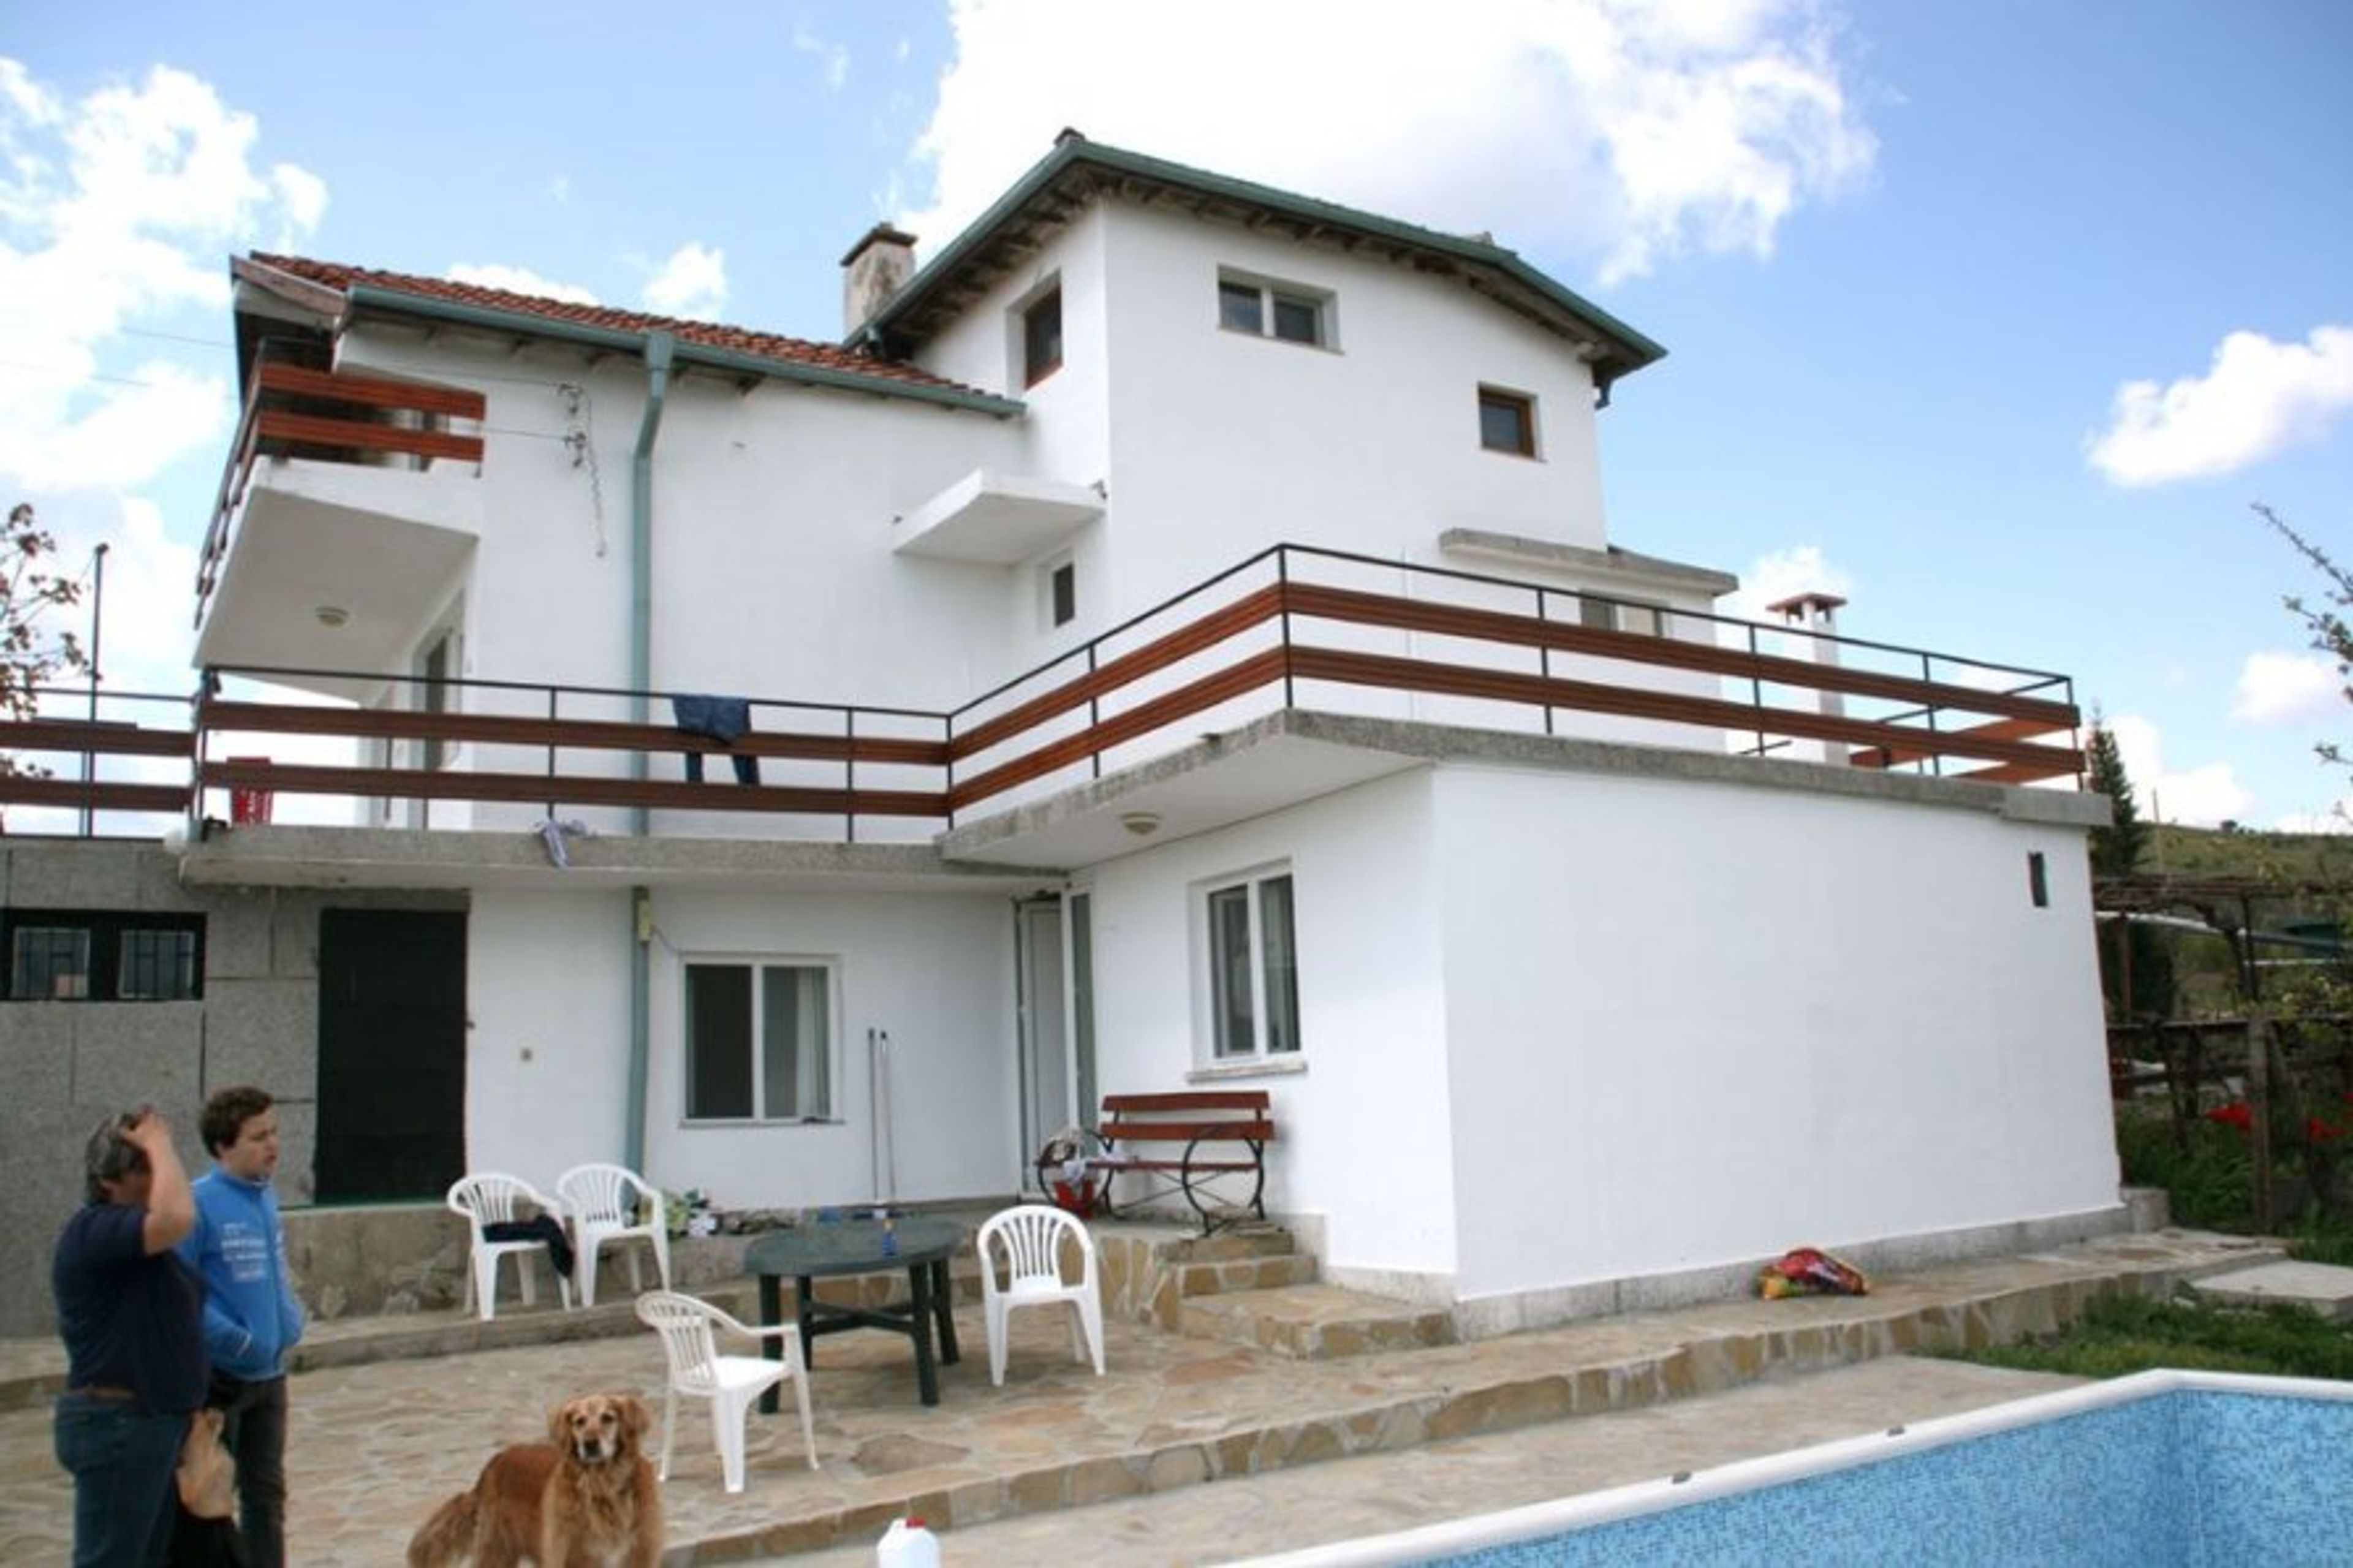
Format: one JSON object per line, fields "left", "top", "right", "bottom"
{"left": 1952, "top": 1293, "right": 2353, "bottom": 1381}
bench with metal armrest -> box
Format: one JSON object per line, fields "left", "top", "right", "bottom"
{"left": 1042, "top": 1089, "right": 1275, "bottom": 1232}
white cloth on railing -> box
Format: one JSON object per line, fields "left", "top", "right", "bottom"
{"left": 532, "top": 817, "right": 593, "bottom": 868}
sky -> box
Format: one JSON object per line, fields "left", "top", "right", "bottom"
{"left": 2, "top": 0, "right": 2349, "bottom": 831}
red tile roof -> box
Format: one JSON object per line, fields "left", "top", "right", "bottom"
{"left": 244, "top": 253, "right": 996, "bottom": 399}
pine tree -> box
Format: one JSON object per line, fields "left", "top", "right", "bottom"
{"left": 2085, "top": 718, "right": 2175, "bottom": 1020}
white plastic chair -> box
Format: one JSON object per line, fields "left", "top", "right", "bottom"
{"left": 635, "top": 1290, "right": 817, "bottom": 1493}
{"left": 977, "top": 1203, "right": 1106, "bottom": 1386}
{"left": 445, "top": 1172, "right": 573, "bottom": 1322}
{"left": 556, "top": 1162, "right": 673, "bottom": 1308}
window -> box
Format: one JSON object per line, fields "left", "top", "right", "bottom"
{"left": 1203, "top": 871, "right": 1300, "bottom": 1060}
{"left": 1578, "top": 596, "right": 1664, "bottom": 637}
{"left": 1023, "top": 286, "right": 1063, "bottom": 387}
{"left": 1478, "top": 386, "right": 1537, "bottom": 456}
{"left": 1040, "top": 553, "right": 1077, "bottom": 629}
{"left": 418, "top": 627, "right": 457, "bottom": 770}
{"left": 2028, "top": 852, "right": 2050, "bottom": 909}
{"left": 1218, "top": 273, "right": 1330, "bottom": 347}
{"left": 684, "top": 961, "right": 834, "bottom": 1121}
{"left": 3, "top": 910, "right": 204, "bottom": 1001}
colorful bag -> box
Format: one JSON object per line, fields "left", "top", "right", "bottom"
{"left": 1757, "top": 1246, "right": 1869, "bottom": 1298}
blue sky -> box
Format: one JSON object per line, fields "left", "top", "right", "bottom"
{"left": 4, "top": 1, "right": 2348, "bottom": 829}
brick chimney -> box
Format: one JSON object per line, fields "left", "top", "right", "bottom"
{"left": 841, "top": 223, "right": 917, "bottom": 338}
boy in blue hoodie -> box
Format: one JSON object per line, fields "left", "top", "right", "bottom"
{"left": 180, "top": 1086, "right": 305, "bottom": 1568}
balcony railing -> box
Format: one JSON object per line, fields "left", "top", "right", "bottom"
{"left": 2, "top": 543, "right": 2081, "bottom": 840}
{"left": 194, "top": 357, "right": 489, "bottom": 627}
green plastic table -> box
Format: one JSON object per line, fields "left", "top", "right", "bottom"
{"left": 744, "top": 1215, "right": 964, "bottom": 1407}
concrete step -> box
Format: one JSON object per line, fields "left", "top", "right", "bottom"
{"left": 1179, "top": 1282, "right": 1457, "bottom": 1359}
{"left": 2188, "top": 1260, "right": 2353, "bottom": 1321}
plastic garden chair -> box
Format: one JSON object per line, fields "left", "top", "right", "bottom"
{"left": 556, "top": 1162, "right": 673, "bottom": 1308}
{"left": 635, "top": 1290, "right": 817, "bottom": 1493}
{"left": 976, "top": 1203, "right": 1106, "bottom": 1386}
{"left": 445, "top": 1172, "right": 572, "bottom": 1321}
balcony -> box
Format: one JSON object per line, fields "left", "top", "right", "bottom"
{"left": 193, "top": 358, "right": 487, "bottom": 698}
{"left": 2, "top": 544, "right": 2083, "bottom": 872}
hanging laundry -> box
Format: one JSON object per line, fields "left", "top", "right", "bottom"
{"left": 670, "top": 694, "right": 761, "bottom": 784}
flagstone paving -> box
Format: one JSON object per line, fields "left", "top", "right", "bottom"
{"left": 0, "top": 1227, "right": 2284, "bottom": 1564}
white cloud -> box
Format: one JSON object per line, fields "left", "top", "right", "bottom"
{"left": 794, "top": 23, "right": 852, "bottom": 91}
{"left": 0, "top": 58, "right": 324, "bottom": 497}
{"left": 2086, "top": 325, "right": 2353, "bottom": 487}
{"left": 446, "top": 262, "right": 600, "bottom": 305}
{"left": 642, "top": 242, "right": 727, "bottom": 320}
{"left": 901, "top": 0, "right": 1873, "bottom": 286}
{"left": 2230, "top": 650, "right": 2343, "bottom": 727}
{"left": 2104, "top": 713, "right": 2255, "bottom": 828}
{"left": 1725, "top": 542, "right": 1853, "bottom": 623}
{"left": 2274, "top": 801, "right": 2351, "bottom": 835}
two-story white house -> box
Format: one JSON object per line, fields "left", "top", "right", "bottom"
{"left": 32, "top": 133, "right": 2117, "bottom": 1335}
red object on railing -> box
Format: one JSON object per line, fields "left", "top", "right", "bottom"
{"left": 228, "top": 756, "right": 274, "bottom": 824}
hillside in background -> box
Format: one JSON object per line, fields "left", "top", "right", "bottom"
{"left": 2143, "top": 824, "right": 2353, "bottom": 885}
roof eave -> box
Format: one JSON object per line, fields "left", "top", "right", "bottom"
{"left": 333, "top": 283, "right": 1025, "bottom": 416}
{"left": 853, "top": 138, "right": 1667, "bottom": 384}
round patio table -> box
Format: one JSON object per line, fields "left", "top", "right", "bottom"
{"left": 744, "top": 1214, "right": 964, "bottom": 1408}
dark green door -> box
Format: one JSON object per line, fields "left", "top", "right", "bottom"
{"left": 314, "top": 909, "right": 466, "bottom": 1202}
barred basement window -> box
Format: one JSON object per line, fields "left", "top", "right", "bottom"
{"left": 4, "top": 910, "right": 205, "bottom": 1001}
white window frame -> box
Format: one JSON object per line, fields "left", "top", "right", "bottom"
{"left": 681, "top": 956, "right": 839, "bottom": 1123}
{"left": 1196, "top": 865, "right": 1301, "bottom": 1062}
{"left": 1216, "top": 269, "right": 1335, "bottom": 349}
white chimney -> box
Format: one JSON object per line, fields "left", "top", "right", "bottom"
{"left": 841, "top": 224, "right": 917, "bottom": 338}
{"left": 1765, "top": 590, "right": 1850, "bottom": 763}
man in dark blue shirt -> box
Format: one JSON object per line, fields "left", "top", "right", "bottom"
{"left": 52, "top": 1107, "right": 207, "bottom": 1566}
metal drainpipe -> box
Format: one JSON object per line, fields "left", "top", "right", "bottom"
{"left": 624, "top": 331, "right": 674, "bottom": 1173}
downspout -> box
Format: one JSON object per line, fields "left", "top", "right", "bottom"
{"left": 625, "top": 331, "right": 675, "bottom": 1173}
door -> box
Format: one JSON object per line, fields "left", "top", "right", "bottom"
{"left": 314, "top": 908, "right": 468, "bottom": 1202}
{"left": 1014, "top": 896, "right": 1069, "bottom": 1192}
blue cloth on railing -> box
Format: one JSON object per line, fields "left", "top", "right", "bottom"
{"left": 669, "top": 694, "right": 760, "bottom": 784}
{"left": 482, "top": 1215, "right": 574, "bottom": 1278}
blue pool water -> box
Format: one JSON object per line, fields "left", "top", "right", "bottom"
{"left": 1436, "top": 1386, "right": 2352, "bottom": 1566}
{"left": 1246, "top": 1373, "right": 2353, "bottom": 1568}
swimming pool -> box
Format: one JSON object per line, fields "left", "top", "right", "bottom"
{"left": 1236, "top": 1371, "right": 2353, "bottom": 1566}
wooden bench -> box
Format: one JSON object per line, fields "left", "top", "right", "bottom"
{"left": 1050, "top": 1090, "right": 1275, "bottom": 1232}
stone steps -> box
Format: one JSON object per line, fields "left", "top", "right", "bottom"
{"left": 1179, "top": 1281, "right": 1458, "bottom": 1358}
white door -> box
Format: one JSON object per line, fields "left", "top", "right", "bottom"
{"left": 1014, "top": 896, "right": 1070, "bottom": 1192}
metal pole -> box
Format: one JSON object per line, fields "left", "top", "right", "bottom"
{"left": 80, "top": 543, "right": 107, "bottom": 836}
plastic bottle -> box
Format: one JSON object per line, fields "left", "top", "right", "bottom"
{"left": 875, "top": 1515, "right": 940, "bottom": 1567}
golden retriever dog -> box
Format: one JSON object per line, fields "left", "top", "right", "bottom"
{"left": 407, "top": 1392, "right": 663, "bottom": 1567}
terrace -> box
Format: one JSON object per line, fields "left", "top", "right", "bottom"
{"left": 1, "top": 542, "right": 2083, "bottom": 861}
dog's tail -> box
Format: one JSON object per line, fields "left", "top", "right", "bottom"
{"left": 404, "top": 1489, "right": 477, "bottom": 1568}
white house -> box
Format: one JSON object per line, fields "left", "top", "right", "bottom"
{"left": 30, "top": 134, "right": 2117, "bottom": 1335}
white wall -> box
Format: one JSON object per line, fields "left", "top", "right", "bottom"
{"left": 1430, "top": 767, "right": 2119, "bottom": 1301}
{"left": 637, "top": 886, "right": 1021, "bottom": 1211}
{"left": 1092, "top": 201, "right": 1610, "bottom": 615}
{"left": 466, "top": 884, "right": 1024, "bottom": 1211}
{"left": 1080, "top": 768, "right": 1461, "bottom": 1281}
{"left": 466, "top": 890, "right": 637, "bottom": 1185}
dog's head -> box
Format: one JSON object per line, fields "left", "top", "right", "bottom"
{"left": 548, "top": 1393, "right": 648, "bottom": 1467}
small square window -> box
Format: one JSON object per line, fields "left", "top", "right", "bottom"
{"left": 1271, "top": 294, "right": 1320, "bottom": 344}
{"left": 1218, "top": 280, "right": 1264, "bottom": 335}
{"left": 1479, "top": 387, "right": 1537, "bottom": 456}
{"left": 1023, "top": 287, "right": 1063, "bottom": 387}
{"left": 1218, "top": 273, "right": 1329, "bottom": 348}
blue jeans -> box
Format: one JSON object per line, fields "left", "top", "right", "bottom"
{"left": 53, "top": 1392, "right": 184, "bottom": 1567}
{"left": 211, "top": 1373, "right": 288, "bottom": 1568}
